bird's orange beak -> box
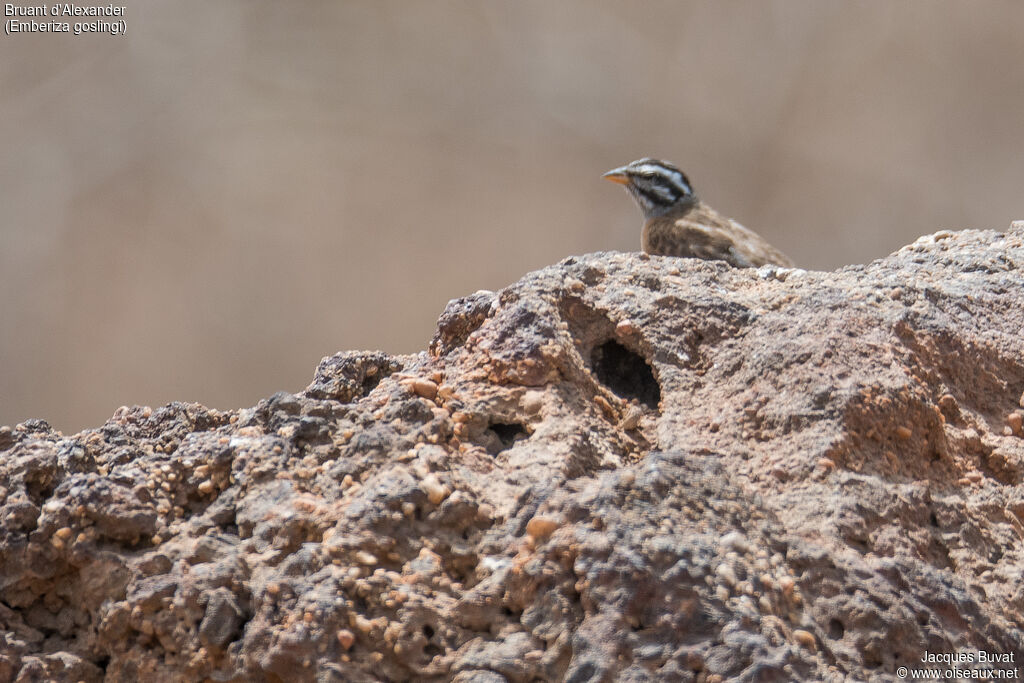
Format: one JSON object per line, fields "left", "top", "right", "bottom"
{"left": 602, "top": 168, "right": 631, "bottom": 185}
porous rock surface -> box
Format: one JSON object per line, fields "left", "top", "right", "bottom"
{"left": 3, "top": 225, "right": 1024, "bottom": 682}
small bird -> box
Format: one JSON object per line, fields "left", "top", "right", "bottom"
{"left": 603, "top": 158, "right": 793, "bottom": 268}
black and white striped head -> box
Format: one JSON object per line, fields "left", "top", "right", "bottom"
{"left": 603, "top": 158, "right": 696, "bottom": 219}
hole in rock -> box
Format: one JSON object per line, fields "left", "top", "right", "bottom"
{"left": 489, "top": 422, "right": 527, "bottom": 448}
{"left": 828, "top": 618, "right": 845, "bottom": 639}
{"left": 591, "top": 340, "right": 660, "bottom": 409}
{"left": 422, "top": 624, "right": 435, "bottom": 639}
{"left": 25, "top": 478, "right": 56, "bottom": 506}
{"left": 361, "top": 373, "right": 385, "bottom": 396}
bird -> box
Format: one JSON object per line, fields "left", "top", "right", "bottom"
{"left": 603, "top": 158, "right": 794, "bottom": 268}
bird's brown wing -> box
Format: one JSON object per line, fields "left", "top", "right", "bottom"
{"left": 673, "top": 203, "right": 794, "bottom": 268}
{"left": 650, "top": 218, "right": 756, "bottom": 266}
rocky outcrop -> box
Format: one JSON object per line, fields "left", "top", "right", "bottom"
{"left": 2, "top": 225, "right": 1024, "bottom": 682}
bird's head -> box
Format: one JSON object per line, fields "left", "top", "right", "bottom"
{"left": 603, "top": 158, "right": 696, "bottom": 219}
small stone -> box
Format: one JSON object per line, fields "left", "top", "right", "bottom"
{"left": 420, "top": 475, "right": 450, "bottom": 505}
{"left": 616, "top": 319, "right": 638, "bottom": 337}
{"left": 618, "top": 404, "right": 644, "bottom": 430}
{"left": 594, "top": 395, "right": 614, "bottom": 417}
{"left": 1007, "top": 412, "right": 1023, "bottom": 436}
{"left": 526, "top": 515, "right": 560, "bottom": 540}
{"left": 793, "top": 629, "right": 816, "bottom": 650}
{"left": 354, "top": 550, "right": 378, "bottom": 566}
{"left": 408, "top": 378, "right": 439, "bottom": 400}
{"left": 198, "top": 480, "right": 214, "bottom": 495}
{"left": 895, "top": 425, "right": 913, "bottom": 440}
{"left": 522, "top": 391, "right": 545, "bottom": 415}
{"left": 719, "top": 531, "right": 750, "bottom": 554}
{"left": 0, "top": 426, "right": 13, "bottom": 451}
{"left": 715, "top": 562, "right": 738, "bottom": 587}
{"left": 353, "top": 614, "right": 374, "bottom": 634}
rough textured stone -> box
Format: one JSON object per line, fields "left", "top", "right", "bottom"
{"left": 2, "top": 225, "right": 1024, "bottom": 681}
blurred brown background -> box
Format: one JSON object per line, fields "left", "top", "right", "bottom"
{"left": 2, "top": 1, "right": 1023, "bottom": 433}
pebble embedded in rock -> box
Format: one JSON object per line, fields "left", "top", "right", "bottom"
{"left": 719, "top": 531, "right": 750, "bottom": 554}
{"left": 615, "top": 319, "right": 638, "bottom": 337}
{"left": 419, "top": 475, "right": 450, "bottom": 504}
{"left": 522, "top": 391, "right": 545, "bottom": 415}
{"left": 793, "top": 629, "right": 816, "bottom": 650}
{"left": 715, "top": 562, "right": 738, "bottom": 587}
{"left": 408, "top": 378, "right": 439, "bottom": 401}
{"left": 525, "top": 515, "right": 560, "bottom": 540}
{"left": 355, "top": 550, "right": 378, "bottom": 565}
{"left": 1007, "top": 412, "right": 1023, "bottom": 436}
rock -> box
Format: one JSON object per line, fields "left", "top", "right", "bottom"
{"left": 305, "top": 350, "right": 405, "bottom": 402}
{"left": 3, "top": 225, "right": 1024, "bottom": 681}
{"left": 430, "top": 289, "right": 497, "bottom": 357}
{"left": 197, "top": 590, "right": 245, "bottom": 654}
